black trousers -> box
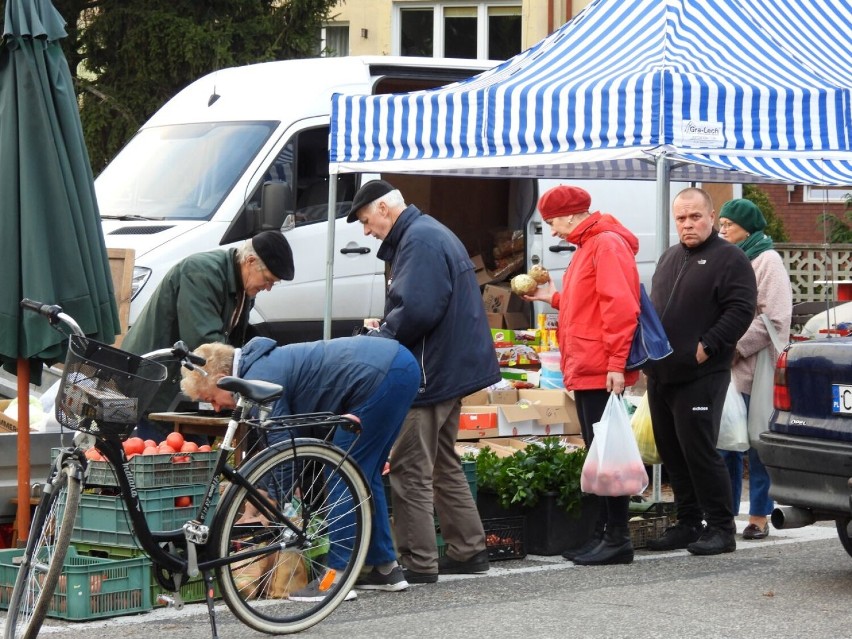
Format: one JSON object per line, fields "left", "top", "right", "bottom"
{"left": 647, "top": 370, "right": 735, "bottom": 532}
{"left": 575, "top": 389, "right": 630, "bottom": 529}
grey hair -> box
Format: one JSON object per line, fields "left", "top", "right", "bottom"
{"left": 235, "top": 237, "right": 269, "bottom": 270}
{"left": 373, "top": 189, "right": 405, "bottom": 212}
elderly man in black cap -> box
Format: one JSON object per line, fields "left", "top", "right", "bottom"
{"left": 348, "top": 179, "right": 500, "bottom": 585}
{"left": 122, "top": 230, "right": 295, "bottom": 442}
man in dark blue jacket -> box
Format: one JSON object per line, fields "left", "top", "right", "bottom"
{"left": 349, "top": 179, "right": 501, "bottom": 583}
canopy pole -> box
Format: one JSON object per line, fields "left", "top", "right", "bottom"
{"left": 16, "top": 358, "right": 30, "bottom": 545}
{"left": 323, "top": 175, "right": 339, "bottom": 340}
{"left": 655, "top": 153, "right": 671, "bottom": 260}
{"left": 651, "top": 153, "right": 672, "bottom": 505}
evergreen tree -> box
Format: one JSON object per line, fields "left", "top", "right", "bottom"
{"left": 743, "top": 184, "right": 789, "bottom": 242}
{"left": 1, "top": 0, "right": 340, "bottom": 171}
{"left": 816, "top": 195, "right": 852, "bottom": 243}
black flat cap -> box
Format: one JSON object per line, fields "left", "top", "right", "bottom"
{"left": 252, "top": 231, "right": 295, "bottom": 281}
{"left": 346, "top": 179, "right": 395, "bottom": 223}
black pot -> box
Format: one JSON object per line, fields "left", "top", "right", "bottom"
{"left": 477, "top": 490, "right": 600, "bottom": 556}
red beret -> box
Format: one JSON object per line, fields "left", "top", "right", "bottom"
{"left": 538, "top": 186, "right": 592, "bottom": 221}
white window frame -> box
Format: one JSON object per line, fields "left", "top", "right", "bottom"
{"left": 392, "top": 1, "right": 521, "bottom": 60}
{"left": 321, "top": 24, "right": 350, "bottom": 57}
{"left": 804, "top": 186, "right": 852, "bottom": 203}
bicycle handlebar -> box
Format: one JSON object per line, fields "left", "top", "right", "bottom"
{"left": 20, "top": 298, "right": 84, "bottom": 336}
{"left": 20, "top": 298, "right": 207, "bottom": 370}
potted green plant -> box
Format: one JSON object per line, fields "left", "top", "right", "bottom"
{"left": 469, "top": 438, "right": 599, "bottom": 555}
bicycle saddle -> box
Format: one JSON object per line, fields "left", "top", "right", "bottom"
{"left": 217, "top": 376, "right": 283, "bottom": 404}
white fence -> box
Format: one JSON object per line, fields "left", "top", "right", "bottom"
{"left": 776, "top": 243, "right": 852, "bottom": 303}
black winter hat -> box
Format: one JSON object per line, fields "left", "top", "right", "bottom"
{"left": 252, "top": 231, "right": 295, "bottom": 281}
{"left": 346, "top": 179, "right": 396, "bottom": 223}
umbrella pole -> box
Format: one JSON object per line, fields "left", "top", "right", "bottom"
{"left": 16, "top": 358, "right": 31, "bottom": 545}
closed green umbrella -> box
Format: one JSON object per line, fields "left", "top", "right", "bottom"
{"left": 0, "top": 0, "right": 120, "bottom": 538}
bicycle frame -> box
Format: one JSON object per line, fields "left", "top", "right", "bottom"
{"left": 53, "top": 395, "right": 362, "bottom": 583}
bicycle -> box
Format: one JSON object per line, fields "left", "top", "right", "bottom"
{"left": 4, "top": 299, "right": 373, "bottom": 639}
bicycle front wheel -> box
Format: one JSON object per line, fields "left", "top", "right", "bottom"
{"left": 212, "top": 442, "right": 372, "bottom": 634}
{"left": 4, "top": 463, "right": 82, "bottom": 639}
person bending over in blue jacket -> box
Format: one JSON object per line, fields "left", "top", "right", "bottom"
{"left": 180, "top": 335, "right": 420, "bottom": 601}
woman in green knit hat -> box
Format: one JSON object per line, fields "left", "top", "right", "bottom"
{"left": 717, "top": 199, "right": 792, "bottom": 540}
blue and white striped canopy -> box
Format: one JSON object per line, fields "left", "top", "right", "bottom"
{"left": 330, "top": 0, "right": 852, "bottom": 185}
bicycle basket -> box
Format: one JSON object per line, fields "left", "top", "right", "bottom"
{"left": 56, "top": 335, "right": 168, "bottom": 437}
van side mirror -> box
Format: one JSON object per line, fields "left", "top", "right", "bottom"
{"left": 219, "top": 181, "right": 294, "bottom": 245}
{"left": 259, "top": 181, "right": 293, "bottom": 231}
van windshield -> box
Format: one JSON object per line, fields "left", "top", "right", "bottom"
{"left": 96, "top": 122, "right": 276, "bottom": 221}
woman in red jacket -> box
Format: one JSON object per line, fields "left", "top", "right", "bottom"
{"left": 525, "top": 185, "right": 641, "bottom": 566}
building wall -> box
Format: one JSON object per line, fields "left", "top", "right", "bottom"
{"left": 759, "top": 184, "right": 849, "bottom": 243}
{"left": 330, "top": 0, "right": 589, "bottom": 57}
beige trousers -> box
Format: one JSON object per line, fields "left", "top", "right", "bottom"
{"left": 389, "top": 398, "right": 486, "bottom": 573}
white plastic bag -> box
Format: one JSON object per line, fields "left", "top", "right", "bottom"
{"left": 581, "top": 393, "right": 649, "bottom": 496}
{"left": 717, "top": 382, "right": 749, "bottom": 452}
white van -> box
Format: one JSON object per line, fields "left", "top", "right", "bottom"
{"left": 95, "top": 55, "right": 689, "bottom": 343}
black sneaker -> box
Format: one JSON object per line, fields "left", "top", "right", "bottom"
{"left": 354, "top": 566, "right": 409, "bottom": 592}
{"left": 646, "top": 523, "right": 704, "bottom": 551}
{"left": 437, "top": 549, "right": 489, "bottom": 574}
{"left": 402, "top": 568, "right": 438, "bottom": 584}
{"left": 687, "top": 526, "right": 736, "bottom": 556}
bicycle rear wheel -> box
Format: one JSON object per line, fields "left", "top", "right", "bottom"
{"left": 212, "top": 442, "right": 372, "bottom": 634}
{"left": 4, "top": 463, "right": 82, "bottom": 639}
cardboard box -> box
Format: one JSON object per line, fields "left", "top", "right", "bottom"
{"left": 482, "top": 284, "right": 522, "bottom": 314}
{"left": 461, "top": 390, "right": 489, "bottom": 406}
{"left": 486, "top": 312, "right": 530, "bottom": 330}
{"left": 493, "top": 403, "right": 539, "bottom": 436}
{"left": 518, "top": 388, "right": 580, "bottom": 435}
{"left": 471, "top": 255, "right": 498, "bottom": 287}
{"left": 459, "top": 406, "right": 498, "bottom": 430}
{"left": 500, "top": 367, "right": 530, "bottom": 382}
{"left": 458, "top": 407, "right": 500, "bottom": 439}
{"left": 488, "top": 388, "right": 519, "bottom": 405}
{"left": 491, "top": 328, "right": 515, "bottom": 345}
{"left": 0, "top": 399, "right": 17, "bottom": 432}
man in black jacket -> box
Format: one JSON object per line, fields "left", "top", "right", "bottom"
{"left": 348, "top": 179, "right": 501, "bottom": 584}
{"left": 645, "top": 187, "right": 756, "bottom": 555}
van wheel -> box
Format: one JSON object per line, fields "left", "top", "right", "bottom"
{"left": 835, "top": 518, "right": 852, "bottom": 558}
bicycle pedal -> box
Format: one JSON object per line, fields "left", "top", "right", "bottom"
{"left": 156, "top": 593, "right": 185, "bottom": 610}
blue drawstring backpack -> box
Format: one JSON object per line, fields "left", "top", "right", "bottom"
{"left": 625, "top": 284, "right": 672, "bottom": 371}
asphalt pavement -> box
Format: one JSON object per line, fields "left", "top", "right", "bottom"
{"left": 8, "top": 515, "right": 851, "bottom": 639}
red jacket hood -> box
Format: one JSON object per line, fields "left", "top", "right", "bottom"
{"left": 569, "top": 212, "right": 639, "bottom": 256}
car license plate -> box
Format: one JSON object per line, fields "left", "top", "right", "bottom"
{"left": 832, "top": 385, "right": 852, "bottom": 414}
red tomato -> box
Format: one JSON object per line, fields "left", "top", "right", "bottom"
{"left": 144, "top": 439, "right": 157, "bottom": 449}
{"left": 84, "top": 448, "right": 103, "bottom": 461}
{"left": 122, "top": 437, "right": 145, "bottom": 456}
{"left": 174, "top": 496, "right": 192, "bottom": 508}
{"left": 158, "top": 444, "right": 176, "bottom": 454}
{"left": 142, "top": 446, "right": 159, "bottom": 455}
{"left": 180, "top": 441, "right": 199, "bottom": 453}
{"left": 198, "top": 445, "right": 212, "bottom": 453}
{"left": 165, "top": 432, "right": 185, "bottom": 451}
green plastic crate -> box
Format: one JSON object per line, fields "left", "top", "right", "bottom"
{"left": 0, "top": 546, "right": 151, "bottom": 620}
{"left": 71, "top": 542, "right": 217, "bottom": 606}
{"left": 67, "top": 484, "right": 217, "bottom": 548}
{"left": 51, "top": 448, "right": 218, "bottom": 489}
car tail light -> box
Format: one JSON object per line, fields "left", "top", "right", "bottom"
{"left": 773, "top": 350, "right": 790, "bottom": 411}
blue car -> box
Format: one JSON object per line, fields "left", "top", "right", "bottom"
{"left": 760, "top": 335, "right": 852, "bottom": 556}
